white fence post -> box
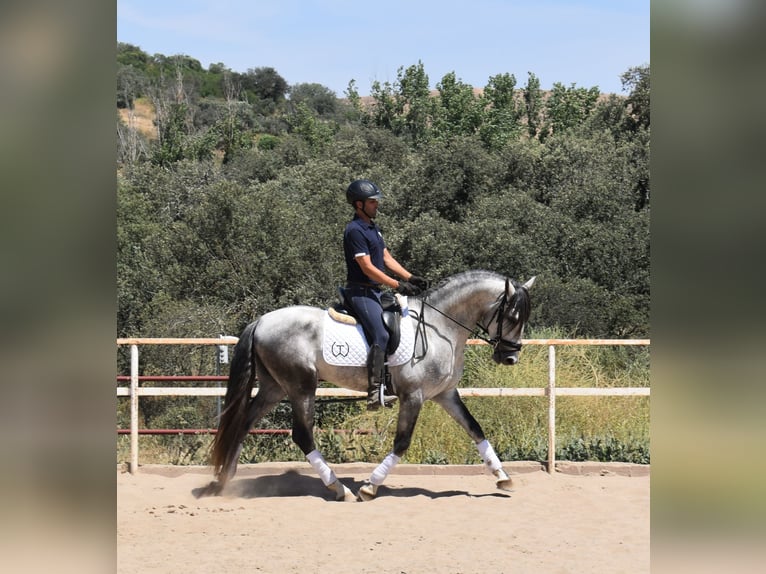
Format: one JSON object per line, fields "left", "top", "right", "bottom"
{"left": 130, "top": 344, "right": 139, "bottom": 474}
{"left": 547, "top": 345, "right": 556, "bottom": 474}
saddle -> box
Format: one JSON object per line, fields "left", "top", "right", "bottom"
{"left": 330, "top": 288, "right": 403, "bottom": 356}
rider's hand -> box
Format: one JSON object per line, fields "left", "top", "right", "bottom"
{"left": 396, "top": 280, "right": 420, "bottom": 296}
{"left": 408, "top": 275, "right": 429, "bottom": 290}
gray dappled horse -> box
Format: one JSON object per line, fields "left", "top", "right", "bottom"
{"left": 204, "top": 270, "right": 535, "bottom": 501}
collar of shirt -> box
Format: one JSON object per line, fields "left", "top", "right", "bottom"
{"left": 352, "top": 213, "right": 377, "bottom": 230}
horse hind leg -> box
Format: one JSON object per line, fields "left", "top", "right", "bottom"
{"left": 357, "top": 395, "right": 423, "bottom": 501}
{"left": 208, "top": 378, "right": 286, "bottom": 495}
{"left": 288, "top": 388, "right": 355, "bottom": 502}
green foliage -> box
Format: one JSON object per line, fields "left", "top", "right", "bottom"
{"left": 478, "top": 73, "right": 523, "bottom": 149}
{"left": 289, "top": 82, "right": 339, "bottom": 117}
{"left": 546, "top": 82, "right": 602, "bottom": 134}
{"left": 242, "top": 66, "right": 288, "bottom": 108}
{"left": 621, "top": 64, "right": 650, "bottom": 131}
{"left": 433, "top": 72, "right": 483, "bottom": 141}
{"left": 116, "top": 45, "right": 650, "bottom": 465}
{"left": 522, "top": 72, "right": 546, "bottom": 139}
{"left": 288, "top": 102, "right": 334, "bottom": 153}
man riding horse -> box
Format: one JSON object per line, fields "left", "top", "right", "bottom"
{"left": 342, "top": 179, "right": 428, "bottom": 410}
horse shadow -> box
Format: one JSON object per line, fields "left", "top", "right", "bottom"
{"left": 192, "top": 470, "right": 512, "bottom": 501}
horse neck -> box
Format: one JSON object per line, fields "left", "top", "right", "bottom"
{"left": 427, "top": 274, "right": 503, "bottom": 330}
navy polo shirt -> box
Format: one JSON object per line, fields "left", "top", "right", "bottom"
{"left": 344, "top": 215, "right": 386, "bottom": 285}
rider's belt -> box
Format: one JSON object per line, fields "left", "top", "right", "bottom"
{"left": 346, "top": 281, "right": 380, "bottom": 289}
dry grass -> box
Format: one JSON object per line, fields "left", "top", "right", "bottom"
{"left": 118, "top": 98, "right": 156, "bottom": 140}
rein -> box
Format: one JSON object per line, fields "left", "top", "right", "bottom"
{"left": 411, "top": 278, "right": 523, "bottom": 359}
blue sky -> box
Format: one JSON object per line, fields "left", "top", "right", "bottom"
{"left": 117, "top": 0, "right": 649, "bottom": 96}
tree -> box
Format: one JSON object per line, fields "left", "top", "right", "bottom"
{"left": 433, "top": 72, "right": 482, "bottom": 141}
{"left": 621, "top": 64, "right": 650, "bottom": 131}
{"left": 288, "top": 102, "right": 333, "bottom": 153}
{"left": 369, "top": 79, "right": 399, "bottom": 132}
{"left": 402, "top": 135, "right": 497, "bottom": 222}
{"left": 242, "top": 66, "right": 288, "bottom": 114}
{"left": 395, "top": 61, "right": 434, "bottom": 146}
{"left": 216, "top": 70, "right": 255, "bottom": 162}
{"left": 289, "top": 82, "right": 338, "bottom": 117}
{"left": 149, "top": 62, "right": 215, "bottom": 165}
{"left": 117, "top": 62, "right": 147, "bottom": 109}
{"left": 545, "top": 82, "right": 601, "bottom": 134}
{"left": 522, "top": 72, "right": 546, "bottom": 139}
{"left": 368, "top": 61, "right": 436, "bottom": 145}
{"left": 584, "top": 94, "right": 629, "bottom": 139}
{"left": 479, "top": 72, "right": 523, "bottom": 149}
{"left": 117, "top": 42, "right": 150, "bottom": 70}
{"left": 342, "top": 79, "right": 365, "bottom": 123}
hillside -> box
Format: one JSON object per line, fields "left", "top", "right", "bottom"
{"left": 118, "top": 99, "right": 156, "bottom": 140}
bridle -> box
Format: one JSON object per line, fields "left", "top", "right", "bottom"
{"left": 474, "top": 277, "right": 523, "bottom": 354}
{"left": 413, "top": 277, "right": 524, "bottom": 357}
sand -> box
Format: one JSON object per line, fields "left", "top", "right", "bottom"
{"left": 117, "top": 462, "right": 649, "bottom": 574}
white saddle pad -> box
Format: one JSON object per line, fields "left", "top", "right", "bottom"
{"left": 322, "top": 311, "right": 416, "bottom": 367}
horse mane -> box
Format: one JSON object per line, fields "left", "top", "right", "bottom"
{"left": 426, "top": 270, "right": 503, "bottom": 304}
{"left": 427, "top": 270, "right": 531, "bottom": 324}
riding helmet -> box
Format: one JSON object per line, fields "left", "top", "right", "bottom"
{"left": 346, "top": 179, "right": 383, "bottom": 205}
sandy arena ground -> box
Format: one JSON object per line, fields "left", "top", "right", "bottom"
{"left": 118, "top": 462, "right": 649, "bottom": 574}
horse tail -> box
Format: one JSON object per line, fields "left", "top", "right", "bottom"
{"left": 210, "top": 320, "right": 258, "bottom": 479}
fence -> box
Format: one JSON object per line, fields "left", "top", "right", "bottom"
{"left": 117, "top": 337, "right": 650, "bottom": 474}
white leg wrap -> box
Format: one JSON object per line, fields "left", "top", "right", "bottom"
{"left": 477, "top": 439, "right": 503, "bottom": 472}
{"left": 306, "top": 450, "right": 337, "bottom": 487}
{"left": 370, "top": 452, "right": 401, "bottom": 486}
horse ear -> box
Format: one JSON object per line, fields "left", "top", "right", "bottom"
{"left": 506, "top": 277, "right": 515, "bottom": 297}
{"left": 522, "top": 276, "right": 536, "bottom": 290}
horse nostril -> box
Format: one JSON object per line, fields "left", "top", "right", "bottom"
{"left": 506, "top": 356, "right": 518, "bottom": 365}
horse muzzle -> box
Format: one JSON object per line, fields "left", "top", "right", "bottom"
{"left": 492, "top": 349, "right": 519, "bottom": 365}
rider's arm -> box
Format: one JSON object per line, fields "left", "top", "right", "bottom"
{"left": 356, "top": 255, "right": 400, "bottom": 288}
{"left": 382, "top": 248, "right": 412, "bottom": 282}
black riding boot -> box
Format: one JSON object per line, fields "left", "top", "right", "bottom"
{"left": 366, "top": 344, "right": 396, "bottom": 411}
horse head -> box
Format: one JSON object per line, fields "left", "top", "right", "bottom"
{"left": 487, "top": 276, "right": 536, "bottom": 365}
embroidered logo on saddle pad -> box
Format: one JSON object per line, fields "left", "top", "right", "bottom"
{"left": 322, "top": 311, "right": 416, "bottom": 367}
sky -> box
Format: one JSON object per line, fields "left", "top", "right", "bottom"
{"left": 117, "top": 0, "right": 649, "bottom": 96}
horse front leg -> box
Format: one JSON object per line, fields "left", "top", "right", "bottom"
{"left": 433, "top": 389, "right": 515, "bottom": 491}
{"left": 290, "top": 392, "right": 356, "bottom": 502}
{"left": 357, "top": 394, "right": 424, "bottom": 501}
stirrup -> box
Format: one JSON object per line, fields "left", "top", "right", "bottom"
{"left": 367, "top": 384, "right": 396, "bottom": 411}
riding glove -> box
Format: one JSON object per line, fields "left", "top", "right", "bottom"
{"left": 408, "top": 275, "right": 429, "bottom": 290}
{"left": 396, "top": 280, "right": 421, "bottom": 296}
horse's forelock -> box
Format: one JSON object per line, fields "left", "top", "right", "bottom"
{"left": 510, "top": 279, "right": 531, "bottom": 325}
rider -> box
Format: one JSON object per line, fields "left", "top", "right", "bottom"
{"left": 343, "top": 179, "right": 428, "bottom": 411}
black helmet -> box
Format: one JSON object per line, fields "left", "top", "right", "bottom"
{"left": 346, "top": 179, "right": 383, "bottom": 205}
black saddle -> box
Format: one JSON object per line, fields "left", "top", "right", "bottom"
{"left": 336, "top": 287, "right": 402, "bottom": 356}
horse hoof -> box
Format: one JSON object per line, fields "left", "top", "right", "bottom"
{"left": 328, "top": 481, "right": 356, "bottom": 502}
{"left": 493, "top": 469, "right": 514, "bottom": 492}
{"left": 192, "top": 481, "right": 223, "bottom": 498}
{"left": 356, "top": 481, "right": 378, "bottom": 502}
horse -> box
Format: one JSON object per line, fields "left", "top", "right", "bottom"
{"left": 204, "top": 270, "right": 535, "bottom": 501}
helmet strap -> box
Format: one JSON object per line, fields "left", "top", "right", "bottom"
{"left": 358, "top": 200, "right": 375, "bottom": 222}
